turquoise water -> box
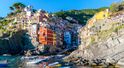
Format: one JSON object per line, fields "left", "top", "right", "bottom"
{"left": 0, "top": 56, "right": 22, "bottom": 68}
{"left": 0, "top": 56, "right": 73, "bottom": 68}
{"left": 0, "top": 56, "right": 124, "bottom": 68}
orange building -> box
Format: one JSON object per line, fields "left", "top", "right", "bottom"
{"left": 38, "top": 27, "right": 56, "bottom": 45}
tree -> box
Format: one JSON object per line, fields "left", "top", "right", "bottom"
{"left": 10, "top": 2, "right": 26, "bottom": 11}
{"left": 97, "top": 7, "right": 109, "bottom": 11}
{"left": 32, "top": 9, "right": 37, "bottom": 13}
{"left": 9, "top": 6, "right": 14, "bottom": 11}
{"left": 8, "top": 2, "right": 26, "bottom": 16}
{"left": 110, "top": 1, "right": 124, "bottom": 12}
{"left": 118, "top": 1, "right": 124, "bottom": 11}
{"left": 54, "top": 9, "right": 98, "bottom": 25}
{"left": 110, "top": 3, "right": 118, "bottom": 12}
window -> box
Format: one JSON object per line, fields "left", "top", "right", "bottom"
{"left": 43, "top": 32, "right": 45, "bottom": 36}
{"left": 103, "top": 14, "right": 106, "bottom": 17}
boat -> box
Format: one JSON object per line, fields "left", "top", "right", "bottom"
{"left": 3, "top": 54, "right": 11, "bottom": 56}
{"left": 0, "top": 60, "right": 8, "bottom": 67}
{"left": 21, "top": 56, "right": 51, "bottom": 64}
{"left": 48, "top": 62, "right": 59, "bottom": 66}
{"left": 60, "top": 66, "right": 71, "bottom": 68}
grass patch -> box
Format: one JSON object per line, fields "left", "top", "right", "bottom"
{"left": 90, "top": 36, "right": 95, "bottom": 44}
{"left": 114, "top": 24, "right": 124, "bottom": 32}
{"left": 97, "top": 29, "right": 113, "bottom": 40}
{"left": 97, "top": 23, "right": 124, "bottom": 41}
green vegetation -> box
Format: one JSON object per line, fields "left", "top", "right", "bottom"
{"left": 10, "top": 2, "right": 25, "bottom": 11}
{"left": 54, "top": 1, "right": 124, "bottom": 25}
{"left": 54, "top": 7, "right": 108, "bottom": 25}
{"left": 98, "top": 29, "right": 113, "bottom": 40}
{"left": 114, "top": 24, "right": 124, "bottom": 32}
{"left": 0, "top": 19, "right": 10, "bottom": 26}
{"left": 110, "top": 1, "right": 124, "bottom": 12}
{"left": 97, "top": 23, "right": 124, "bottom": 41}
{"left": 0, "top": 19, "right": 11, "bottom": 34}
{"left": 90, "top": 36, "right": 95, "bottom": 44}
{"left": 0, "top": 19, "right": 9, "bottom": 29}
{"left": 0, "top": 2, "right": 26, "bottom": 36}
{"left": 8, "top": 2, "right": 26, "bottom": 17}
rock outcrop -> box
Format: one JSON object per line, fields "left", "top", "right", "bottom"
{"left": 0, "top": 30, "right": 29, "bottom": 55}
{"left": 65, "top": 11, "right": 124, "bottom": 64}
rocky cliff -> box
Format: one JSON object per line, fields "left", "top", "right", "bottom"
{"left": 0, "top": 30, "right": 30, "bottom": 55}
{"left": 65, "top": 11, "right": 124, "bottom": 64}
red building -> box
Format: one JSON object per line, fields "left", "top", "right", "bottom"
{"left": 38, "top": 27, "right": 56, "bottom": 45}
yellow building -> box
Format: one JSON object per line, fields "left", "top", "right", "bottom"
{"left": 53, "top": 33, "right": 57, "bottom": 45}
{"left": 94, "top": 9, "right": 110, "bottom": 20}
{"left": 87, "top": 9, "right": 110, "bottom": 28}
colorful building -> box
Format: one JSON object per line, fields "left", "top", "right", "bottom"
{"left": 29, "top": 23, "right": 39, "bottom": 46}
{"left": 87, "top": 9, "right": 110, "bottom": 28}
{"left": 35, "top": 9, "right": 49, "bottom": 23}
{"left": 38, "top": 27, "right": 56, "bottom": 45}
{"left": 94, "top": 9, "right": 110, "bottom": 20}
{"left": 24, "top": 6, "right": 32, "bottom": 17}
{"left": 30, "top": 23, "right": 37, "bottom": 37}
{"left": 64, "top": 31, "right": 71, "bottom": 47}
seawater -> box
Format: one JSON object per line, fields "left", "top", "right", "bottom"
{"left": 0, "top": 56, "right": 23, "bottom": 68}
{"left": 0, "top": 56, "right": 124, "bottom": 68}
{"left": 0, "top": 56, "right": 68, "bottom": 68}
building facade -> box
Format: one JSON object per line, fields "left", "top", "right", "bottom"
{"left": 38, "top": 27, "right": 56, "bottom": 46}
{"left": 64, "top": 31, "right": 71, "bottom": 48}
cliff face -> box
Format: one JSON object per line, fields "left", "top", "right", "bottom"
{"left": 66, "top": 11, "right": 124, "bottom": 63}
{"left": 0, "top": 30, "right": 34, "bottom": 55}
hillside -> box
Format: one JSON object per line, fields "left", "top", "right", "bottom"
{"left": 54, "top": 7, "right": 108, "bottom": 25}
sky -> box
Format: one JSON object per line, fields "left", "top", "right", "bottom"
{"left": 0, "top": 0, "right": 121, "bottom": 17}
